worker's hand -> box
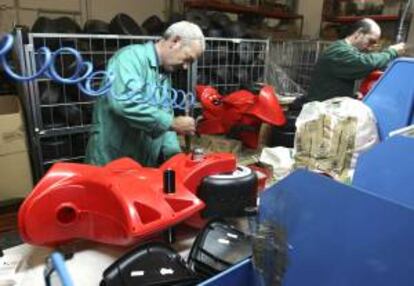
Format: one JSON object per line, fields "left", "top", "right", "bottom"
{"left": 389, "top": 42, "right": 406, "bottom": 56}
{"left": 171, "top": 116, "right": 196, "bottom": 135}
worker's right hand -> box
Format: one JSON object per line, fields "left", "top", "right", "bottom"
{"left": 389, "top": 42, "right": 406, "bottom": 56}
{"left": 171, "top": 116, "right": 196, "bottom": 135}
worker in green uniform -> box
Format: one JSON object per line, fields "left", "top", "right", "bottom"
{"left": 307, "top": 18, "right": 406, "bottom": 102}
{"left": 85, "top": 21, "right": 205, "bottom": 166}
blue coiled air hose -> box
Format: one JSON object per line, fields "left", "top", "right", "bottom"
{"left": 0, "top": 33, "right": 195, "bottom": 110}
{"left": 0, "top": 33, "right": 113, "bottom": 96}
{"left": 1, "top": 34, "right": 52, "bottom": 81}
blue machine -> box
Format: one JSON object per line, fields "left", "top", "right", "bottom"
{"left": 202, "top": 135, "right": 414, "bottom": 286}
{"left": 203, "top": 169, "right": 414, "bottom": 285}
{"left": 363, "top": 58, "right": 414, "bottom": 140}
{"left": 353, "top": 135, "right": 414, "bottom": 207}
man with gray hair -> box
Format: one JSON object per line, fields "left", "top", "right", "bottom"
{"left": 307, "top": 18, "right": 406, "bottom": 102}
{"left": 86, "top": 21, "right": 205, "bottom": 166}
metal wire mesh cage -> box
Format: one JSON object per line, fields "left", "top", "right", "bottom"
{"left": 268, "top": 40, "right": 331, "bottom": 97}
{"left": 196, "top": 38, "right": 269, "bottom": 95}
{"left": 28, "top": 34, "right": 189, "bottom": 131}
{"left": 24, "top": 33, "right": 190, "bottom": 178}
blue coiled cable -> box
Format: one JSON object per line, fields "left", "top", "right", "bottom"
{"left": 78, "top": 70, "right": 116, "bottom": 97}
{"left": 1, "top": 34, "right": 52, "bottom": 81}
{"left": 47, "top": 47, "right": 93, "bottom": 84}
{"left": 0, "top": 33, "right": 195, "bottom": 110}
{"left": 0, "top": 33, "right": 13, "bottom": 55}
{"left": 0, "top": 33, "right": 112, "bottom": 96}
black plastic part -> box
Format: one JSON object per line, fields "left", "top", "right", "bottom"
{"left": 163, "top": 169, "right": 176, "bottom": 194}
{"left": 32, "top": 16, "right": 55, "bottom": 33}
{"left": 238, "top": 42, "right": 254, "bottom": 64}
{"left": 57, "top": 104, "right": 82, "bottom": 126}
{"left": 83, "top": 19, "right": 110, "bottom": 34}
{"left": 41, "top": 137, "right": 71, "bottom": 161}
{"left": 40, "top": 84, "right": 61, "bottom": 105}
{"left": 188, "top": 220, "right": 252, "bottom": 279}
{"left": 269, "top": 109, "right": 299, "bottom": 148}
{"left": 166, "top": 13, "right": 185, "bottom": 26}
{"left": 54, "top": 17, "right": 82, "bottom": 34}
{"left": 206, "top": 28, "right": 224, "bottom": 38}
{"left": 238, "top": 13, "right": 265, "bottom": 26}
{"left": 234, "top": 68, "right": 250, "bottom": 86}
{"left": 142, "top": 15, "right": 165, "bottom": 35}
{"left": 164, "top": 227, "right": 176, "bottom": 244}
{"left": 209, "top": 12, "right": 232, "bottom": 29}
{"left": 31, "top": 17, "right": 59, "bottom": 49}
{"left": 109, "top": 13, "right": 143, "bottom": 35}
{"left": 185, "top": 10, "right": 210, "bottom": 32}
{"left": 101, "top": 242, "right": 199, "bottom": 286}
{"left": 197, "top": 168, "right": 257, "bottom": 218}
{"left": 224, "top": 22, "right": 247, "bottom": 38}
{"left": 269, "top": 129, "right": 295, "bottom": 148}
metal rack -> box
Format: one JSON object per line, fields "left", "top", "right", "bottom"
{"left": 18, "top": 33, "right": 189, "bottom": 180}
{"left": 268, "top": 40, "right": 331, "bottom": 95}
{"left": 17, "top": 33, "right": 270, "bottom": 181}
{"left": 197, "top": 37, "right": 269, "bottom": 95}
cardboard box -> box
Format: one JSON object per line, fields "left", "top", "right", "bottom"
{"left": 0, "top": 96, "right": 33, "bottom": 201}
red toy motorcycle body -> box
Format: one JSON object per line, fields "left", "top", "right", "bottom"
{"left": 196, "top": 85, "right": 286, "bottom": 148}
{"left": 18, "top": 153, "right": 236, "bottom": 246}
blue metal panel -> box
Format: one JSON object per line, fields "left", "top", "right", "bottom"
{"left": 203, "top": 168, "right": 414, "bottom": 285}
{"left": 353, "top": 136, "right": 414, "bottom": 208}
{"left": 198, "top": 259, "right": 256, "bottom": 286}
{"left": 363, "top": 58, "right": 414, "bottom": 140}
{"left": 258, "top": 170, "right": 414, "bottom": 286}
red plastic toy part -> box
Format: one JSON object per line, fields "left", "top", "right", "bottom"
{"left": 359, "top": 70, "right": 383, "bottom": 97}
{"left": 196, "top": 85, "right": 286, "bottom": 149}
{"left": 18, "top": 153, "right": 236, "bottom": 246}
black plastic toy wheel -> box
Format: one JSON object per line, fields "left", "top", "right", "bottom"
{"left": 198, "top": 165, "right": 258, "bottom": 218}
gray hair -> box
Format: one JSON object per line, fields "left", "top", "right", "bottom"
{"left": 163, "top": 21, "right": 205, "bottom": 51}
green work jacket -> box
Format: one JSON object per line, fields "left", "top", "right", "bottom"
{"left": 85, "top": 42, "right": 180, "bottom": 166}
{"left": 307, "top": 40, "right": 398, "bottom": 102}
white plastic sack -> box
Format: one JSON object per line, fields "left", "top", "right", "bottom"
{"left": 294, "top": 97, "right": 379, "bottom": 180}
{"left": 259, "top": 146, "right": 295, "bottom": 181}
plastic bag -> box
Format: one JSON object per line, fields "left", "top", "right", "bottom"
{"left": 259, "top": 146, "right": 295, "bottom": 182}
{"left": 294, "top": 97, "right": 379, "bottom": 180}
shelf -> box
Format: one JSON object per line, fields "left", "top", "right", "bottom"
{"left": 183, "top": 0, "right": 303, "bottom": 20}
{"left": 323, "top": 15, "right": 400, "bottom": 23}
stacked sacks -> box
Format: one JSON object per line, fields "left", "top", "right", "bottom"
{"left": 294, "top": 97, "right": 379, "bottom": 180}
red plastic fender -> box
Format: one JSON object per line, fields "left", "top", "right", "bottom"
{"left": 18, "top": 153, "right": 236, "bottom": 246}
{"left": 160, "top": 152, "right": 236, "bottom": 192}
{"left": 359, "top": 70, "right": 383, "bottom": 98}
{"left": 196, "top": 85, "right": 286, "bottom": 149}
{"left": 196, "top": 85, "right": 227, "bottom": 134}
{"left": 245, "top": 85, "right": 286, "bottom": 126}
{"left": 161, "top": 152, "right": 237, "bottom": 228}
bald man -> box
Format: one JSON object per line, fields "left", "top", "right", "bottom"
{"left": 307, "top": 18, "right": 406, "bottom": 102}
